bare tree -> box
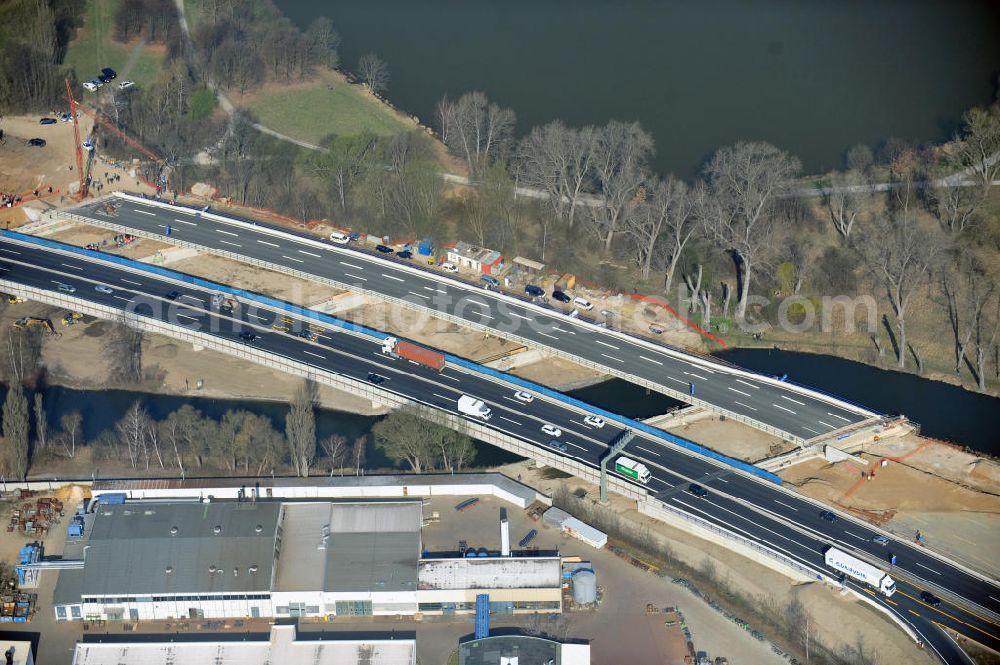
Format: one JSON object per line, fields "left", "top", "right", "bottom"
{"left": 587, "top": 120, "right": 654, "bottom": 251}
{"left": 701, "top": 141, "right": 801, "bottom": 319}
{"left": 435, "top": 91, "right": 516, "bottom": 176}
{"left": 320, "top": 434, "right": 347, "bottom": 476}
{"left": 33, "top": 393, "right": 47, "bottom": 451}
{"left": 159, "top": 413, "right": 185, "bottom": 474}
{"left": 2, "top": 385, "right": 29, "bottom": 478}
{"left": 105, "top": 319, "right": 144, "bottom": 385}
{"left": 952, "top": 105, "right": 1000, "bottom": 195}
{"left": 351, "top": 435, "right": 367, "bottom": 476}
{"left": 517, "top": 121, "right": 599, "bottom": 231}
{"left": 116, "top": 401, "right": 154, "bottom": 469}
{"left": 285, "top": 380, "right": 317, "bottom": 477}
{"left": 856, "top": 167, "right": 945, "bottom": 369}
{"left": 59, "top": 411, "right": 83, "bottom": 459}
{"left": 357, "top": 53, "right": 389, "bottom": 96}
{"left": 824, "top": 170, "right": 872, "bottom": 239}
{"left": 625, "top": 176, "right": 697, "bottom": 287}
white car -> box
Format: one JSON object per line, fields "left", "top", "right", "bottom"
{"left": 540, "top": 424, "right": 562, "bottom": 438}
{"left": 82, "top": 81, "right": 98, "bottom": 92}
{"left": 82, "top": 139, "right": 94, "bottom": 152}
{"left": 513, "top": 391, "right": 534, "bottom": 403}
{"left": 118, "top": 80, "right": 135, "bottom": 90}
{"left": 584, "top": 415, "right": 605, "bottom": 428}
{"left": 94, "top": 285, "right": 114, "bottom": 294}
{"left": 441, "top": 262, "right": 458, "bottom": 273}
{"left": 330, "top": 231, "right": 351, "bottom": 244}
{"left": 573, "top": 296, "right": 593, "bottom": 310}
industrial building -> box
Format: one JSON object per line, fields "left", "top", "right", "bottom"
{"left": 53, "top": 498, "right": 562, "bottom": 622}
{"left": 71, "top": 623, "right": 416, "bottom": 665}
{"left": 459, "top": 634, "right": 590, "bottom": 665}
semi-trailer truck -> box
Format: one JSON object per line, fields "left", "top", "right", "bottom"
{"left": 382, "top": 336, "right": 446, "bottom": 372}
{"left": 614, "top": 456, "right": 651, "bottom": 484}
{"left": 824, "top": 546, "right": 896, "bottom": 596}
{"left": 457, "top": 395, "right": 492, "bottom": 421}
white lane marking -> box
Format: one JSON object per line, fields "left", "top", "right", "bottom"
{"left": 473, "top": 311, "right": 494, "bottom": 320}
{"left": 684, "top": 371, "right": 708, "bottom": 381}
{"left": 340, "top": 261, "right": 364, "bottom": 269}
{"left": 175, "top": 313, "right": 197, "bottom": 321}
{"left": 733, "top": 401, "right": 757, "bottom": 411}
{"left": 381, "top": 273, "right": 405, "bottom": 282}
{"left": 600, "top": 353, "right": 624, "bottom": 363}
{"left": 0, "top": 248, "right": 21, "bottom": 254}
{"left": 173, "top": 218, "right": 197, "bottom": 226}
{"left": 281, "top": 255, "right": 304, "bottom": 263}
{"left": 499, "top": 416, "right": 522, "bottom": 426}
{"left": 989, "top": 595, "right": 1000, "bottom": 603}
{"left": 715, "top": 477, "right": 729, "bottom": 483}
{"left": 423, "top": 286, "right": 446, "bottom": 293}
{"left": 538, "top": 331, "right": 559, "bottom": 340}
{"left": 251, "top": 313, "right": 268, "bottom": 321}
{"left": 120, "top": 278, "right": 142, "bottom": 286}
{"left": 432, "top": 393, "right": 453, "bottom": 401}
{"left": 817, "top": 420, "right": 835, "bottom": 429}
{"left": 595, "top": 339, "right": 619, "bottom": 350}
{"left": 773, "top": 403, "right": 796, "bottom": 414}
{"left": 438, "top": 374, "right": 461, "bottom": 382}
{"left": 299, "top": 249, "right": 321, "bottom": 258}
{"left": 464, "top": 300, "right": 490, "bottom": 308}
{"left": 914, "top": 562, "right": 940, "bottom": 576}
{"left": 735, "top": 379, "right": 759, "bottom": 389}
{"left": 552, "top": 327, "right": 575, "bottom": 335}
{"left": 566, "top": 441, "right": 588, "bottom": 452}
{"left": 344, "top": 272, "right": 367, "bottom": 281}
{"left": 136, "top": 209, "right": 157, "bottom": 216}
{"left": 828, "top": 412, "right": 852, "bottom": 422}
{"left": 113, "top": 295, "right": 132, "bottom": 302}
{"left": 216, "top": 228, "right": 238, "bottom": 236}
{"left": 802, "top": 426, "right": 820, "bottom": 434}
{"left": 61, "top": 263, "right": 85, "bottom": 271}
{"left": 635, "top": 445, "right": 661, "bottom": 457}
{"left": 219, "top": 240, "right": 241, "bottom": 247}
{"left": 407, "top": 291, "right": 430, "bottom": 299}
{"left": 639, "top": 355, "right": 663, "bottom": 365}
{"left": 302, "top": 350, "right": 326, "bottom": 360}
{"left": 781, "top": 395, "right": 805, "bottom": 406}
{"left": 666, "top": 376, "right": 687, "bottom": 385}
{"left": 509, "top": 312, "right": 532, "bottom": 321}
{"left": 845, "top": 531, "right": 867, "bottom": 541}
{"left": 773, "top": 499, "right": 798, "bottom": 512}
{"left": 728, "top": 386, "right": 751, "bottom": 397}
{"left": 257, "top": 239, "right": 279, "bottom": 247}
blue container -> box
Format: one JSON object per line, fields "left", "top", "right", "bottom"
{"left": 99, "top": 493, "right": 127, "bottom": 505}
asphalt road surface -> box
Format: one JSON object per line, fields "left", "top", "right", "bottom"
{"left": 58, "top": 195, "right": 882, "bottom": 443}
{"left": 3, "top": 234, "right": 997, "bottom": 662}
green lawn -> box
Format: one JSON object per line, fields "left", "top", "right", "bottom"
{"left": 244, "top": 73, "right": 412, "bottom": 144}
{"left": 63, "top": 0, "right": 164, "bottom": 90}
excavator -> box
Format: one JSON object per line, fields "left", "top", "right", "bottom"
{"left": 2, "top": 293, "right": 25, "bottom": 304}
{"left": 12, "top": 317, "right": 60, "bottom": 336}
{"left": 61, "top": 312, "right": 83, "bottom": 326}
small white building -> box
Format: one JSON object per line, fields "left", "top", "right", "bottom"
{"left": 0, "top": 641, "right": 34, "bottom": 665}
{"left": 71, "top": 623, "right": 416, "bottom": 665}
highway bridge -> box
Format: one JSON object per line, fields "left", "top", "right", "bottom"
{"left": 53, "top": 192, "right": 883, "bottom": 445}
{"left": 2, "top": 233, "right": 997, "bottom": 663}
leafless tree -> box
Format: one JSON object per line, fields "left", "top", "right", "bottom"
{"left": 517, "top": 121, "right": 599, "bottom": 231}
{"left": 116, "top": 401, "right": 155, "bottom": 469}
{"left": 625, "top": 176, "right": 697, "bottom": 288}
{"left": 105, "top": 319, "right": 144, "bottom": 385}
{"left": 320, "top": 434, "right": 347, "bottom": 476}
{"left": 351, "top": 435, "right": 367, "bottom": 476}
{"left": 33, "top": 393, "right": 47, "bottom": 451}
{"left": 824, "top": 170, "right": 872, "bottom": 239}
{"left": 950, "top": 270, "right": 1000, "bottom": 391}
{"left": 59, "top": 411, "right": 83, "bottom": 459}
{"left": 952, "top": 105, "right": 1000, "bottom": 195}
{"left": 856, "top": 165, "right": 945, "bottom": 369}
{"left": 2, "top": 385, "right": 29, "bottom": 478}
{"left": 285, "top": 380, "right": 317, "bottom": 477}
{"left": 587, "top": 120, "right": 654, "bottom": 251}
{"left": 435, "top": 91, "right": 516, "bottom": 176}
{"left": 357, "top": 53, "right": 389, "bottom": 95}
{"left": 701, "top": 141, "right": 801, "bottom": 319}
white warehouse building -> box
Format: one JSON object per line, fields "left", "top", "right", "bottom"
{"left": 54, "top": 499, "right": 561, "bottom": 622}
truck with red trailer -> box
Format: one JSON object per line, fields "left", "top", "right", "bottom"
{"left": 381, "top": 336, "right": 445, "bottom": 372}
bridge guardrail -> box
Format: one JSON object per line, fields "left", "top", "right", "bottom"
{"left": 3, "top": 230, "right": 781, "bottom": 485}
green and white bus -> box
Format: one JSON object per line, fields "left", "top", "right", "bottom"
{"left": 614, "top": 456, "right": 651, "bottom": 484}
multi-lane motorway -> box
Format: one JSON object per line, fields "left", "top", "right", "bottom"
{"left": 57, "top": 194, "right": 881, "bottom": 443}
{"left": 3, "top": 234, "right": 997, "bottom": 663}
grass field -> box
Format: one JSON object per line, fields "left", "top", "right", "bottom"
{"left": 243, "top": 70, "right": 412, "bottom": 144}
{"left": 63, "top": 0, "right": 165, "bottom": 90}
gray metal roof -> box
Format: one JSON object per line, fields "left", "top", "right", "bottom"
{"left": 77, "top": 502, "right": 281, "bottom": 596}
{"left": 418, "top": 557, "right": 561, "bottom": 590}
{"left": 324, "top": 532, "right": 419, "bottom": 593}
{"left": 328, "top": 502, "right": 422, "bottom": 534}
{"left": 460, "top": 636, "right": 561, "bottom": 665}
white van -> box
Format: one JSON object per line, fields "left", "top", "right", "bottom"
{"left": 330, "top": 231, "right": 351, "bottom": 244}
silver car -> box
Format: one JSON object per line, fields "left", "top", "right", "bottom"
{"left": 56, "top": 283, "right": 76, "bottom": 293}
{"left": 94, "top": 285, "right": 113, "bottom": 294}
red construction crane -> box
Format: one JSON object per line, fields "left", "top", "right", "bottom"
{"left": 65, "top": 79, "right": 88, "bottom": 200}
{"left": 74, "top": 102, "right": 161, "bottom": 164}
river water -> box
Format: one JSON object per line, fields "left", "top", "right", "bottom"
{"left": 275, "top": 0, "right": 1000, "bottom": 178}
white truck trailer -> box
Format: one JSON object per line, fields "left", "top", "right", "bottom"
{"left": 824, "top": 547, "right": 896, "bottom": 596}
{"left": 457, "top": 395, "right": 492, "bottom": 421}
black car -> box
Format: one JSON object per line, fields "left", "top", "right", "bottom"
{"left": 687, "top": 484, "right": 708, "bottom": 498}
{"left": 397, "top": 250, "right": 413, "bottom": 259}
{"left": 28, "top": 138, "right": 46, "bottom": 147}
{"left": 819, "top": 510, "right": 837, "bottom": 522}
{"left": 552, "top": 290, "right": 571, "bottom": 303}
{"left": 548, "top": 439, "right": 568, "bottom": 453}
{"left": 165, "top": 290, "right": 180, "bottom": 300}
{"left": 524, "top": 284, "right": 544, "bottom": 297}
{"left": 238, "top": 331, "right": 259, "bottom": 343}
{"left": 375, "top": 244, "right": 394, "bottom": 254}
{"left": 919, "top": 591, "right": 941, "bottom": 606}
{"left": 366, "top": 372, "right": 386, "bottom": 385}
{"left": 101, "top": 67, "right": 117, "bottom": 80}
{"left": 39, "top": 118, "right": 57, "bottom": 125}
